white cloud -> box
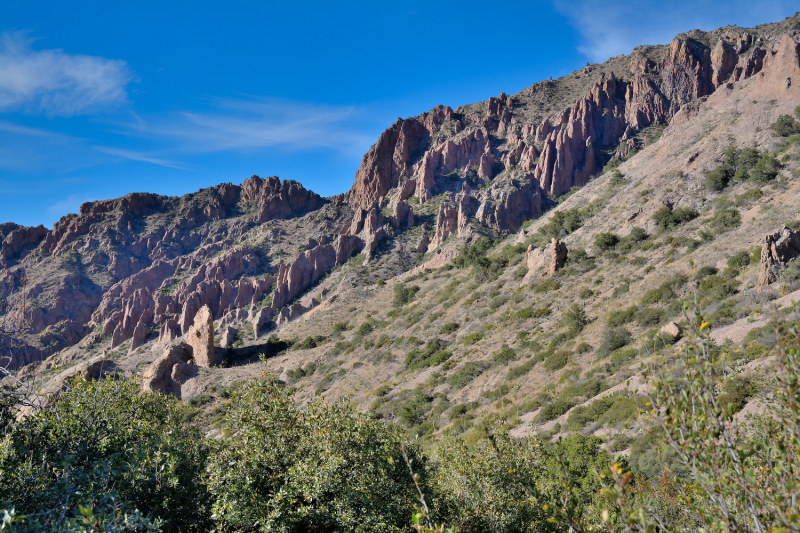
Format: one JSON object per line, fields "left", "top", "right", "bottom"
{"left": 92, "top": 146, "right": 191, "bottom": 170}
{"left": 554, "top": 0, "right": 799, "bottom": 63}
{"left": 124, "top": 97, "right": 375, "bottom": 156}
{"left": 0, "top": 30, "right": 134, "bottom": 116}
{"left": 47, "top": 194, "right": 94, "bottom": 216}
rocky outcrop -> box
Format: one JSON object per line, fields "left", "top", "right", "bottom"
{"left": 348, "top": 106, "right": 458, "bottom": 210}
{"left": 660, "top": 321, "right": 683, "bottom": 342}
{"left": 220, "top": 326, "right": 236, "bottom": 348}
{"left": 141, "top": 341, "right": 196, "bottom": 397}
{"left": 431, "top": 202, "right": 459, "bottom": 250}
{"left": 1, "top": 225, "right": 47, "bottom": 265}
{"left": 185, "top": 305, "right": 216, "bottom": 367}
{"left": 240, "top": 175, "right": 322, "bottom": 222}
{"left": 523, "top": 239, "right": 568, "bottom": 281}
{"left": 758, "top": 226, "right": 800, "bottom": 289}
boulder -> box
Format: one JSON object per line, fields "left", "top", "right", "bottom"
{"left": 141, "top": 341, "right": 194, "bottom": 396}
{"left": 185, "top": 305, "right": 216, "bottom": 367}
{"left": 660, "top": 321, "right": 683, "bottom": 341}
{"left": 524, "top": 239, "right": 568, "bottom": 281}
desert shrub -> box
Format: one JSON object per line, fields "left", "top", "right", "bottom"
{"left": 489, "top": 294, "right": 509, "bottom": 309}
{"left": 625, "top": 226, "right": 649, "bottom": 244}
{"left": 514, "top": 307, "right": 551, "bottom": 319}
{"left": 705, "top": 166, "right": 729, "bottom": 191}
{"left": 439, "top": 322, "right": 459, "bottom": 334}
{"left": 640, "top": 274, "right": 687, "bottom": 305}
{"left": 696, "top": 265, "right": 718, "bottom": 279}
{"left": 507, "top": 360, "right": 537, "bottom": 381}
{"left": 563, "top": 304, "right": 589, "bottom": 333}
{"left": 749, "top": 152, "right": 781, "bottom": 184}
{"left": 538, "top": 208, "right": 589, "bottom": 240}
{"left": 734, "top": 188, "right": 763, "bottom": 206}
{"left": 716, "top": 375, "right": 753, "bottom": 414}
{"left": 594, "top": 232, "right": 620, "bottom": 253}
{"left": 536, "top": 398, "right": 576, "bottom": 422}
{"left": 431, "top": 433, "right": 607, "bottom": 532}
{"left": 207, "top": 376, "right": 424, "bottom": 533}
{"left": 406, "top": 339, "right": 452, "bottom": 371}
{"left": 638, "top": 307, "right": 664, "bottom": 327}
{"left": 355, "top": 321, "right": 373, "bottom": 339}
{"left": 0, "top": 376, "right": 210, "bottom": 533}
{"left": 575, "top": 342, "right": 593, "bottom": 354}
{"left": 727, "top": 251, "right": 751, "bottom": 270}
{"left": 448, "top": 362, "right": 485, "bottom": 390}
{"left": 463, "top": 332, "right": 484, "bottom": 346}
{"left": 332, "top": 322, "right": 348, "bottom": 334}
{"left": 607, "top": 305, "right": 638, "bottom": 327}
{"left": 775, "top": 113, "right": 800, "bottom": 136}
{"left": 493, "top": 344, "right": 517, "bottom": 366}
{"left": 579, "top": 287, "right": 595, "bottom": 299}
{"left": 597, "top": 327, "right": 632, "bottom": 358}
{"left": 652, "top": 206, "right": 699, "bottom": 231}
{"left": 294, "top": 336, "right": 317, "bottom": 350}
{"left": 544, "top": 350, "right": 570, "bottom": 371}
{"left": 393, "top": 283, "right": 420, "bottom": 307}
{"left": 534, "top": 278, "right": 561, "bottom": 293}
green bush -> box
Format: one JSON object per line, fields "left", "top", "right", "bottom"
{"left": 536, "top": 398, "right": 576, "bottom": 422}
{"left": 507, "top": 360, "right": 536, "bottom": 381}
{"left": 597, "top": 327, "right": 632, "bottom": 358}
{"left": 393, "top": 284, "right": 420, "bottom": 307}
{"left": 705, "top": 166, "right": 729, "bottom": 191}
{"left": 607, "top": 305, "right": 638, "bottom": 327}
{"left": 710, "top": 208, "right": 741, "bottom": 232}
{"left": 493, "top": 344, "right": 517, "bottom": 366}
{"left": 514, "top": 307, "right": 551, "bottom": 319}
{"left": 594, "top": 232, "right": 620, "bottom": 253}
{"left": 544, "top": 350, "right": 570, "bottom": 371}
{"left": 727, "top": 251, "right": 751, "bottom": 270}
{"left": 0, "top": 377, "right": 210, "bottom": 533}
{"left": 749, "top": 152, "right": 781, "bottom": 184}
{"left": 652, "top": 206, "right": 699, "bottom": 231}
{"left": 638, "top": 307, "right": 664, "bottom": 327}
{"left": 734, "top": 188, "right": 763, "bottom": 206}
{"left": 563, "top": 304, "right": 588, "bottom": 332}
{"left": 775, "top": 113, "right": 800, "bottom": 136}
{"left": 207, "top": 376, "right": 424, "bottom": 532}
{"left": 406, "top": 339, "right": 452, "bottom": 371}
{"left": 448, "top": 363, "right": 485, "bottom": 389}
{"left": 439, "top": 322, "right": 460, "bottom": 334}
{"left": 575, "top": 342, "right": 593, "bottom": 354}
{"left": 463, "top": 332, "right": 484, "bottom": 346}
{"left": 534, "top": 278, "right": 561, "bottom": 293}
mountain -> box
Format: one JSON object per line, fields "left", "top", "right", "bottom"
{"left": 3, "top": 13, "right": 800, "bottom": 446}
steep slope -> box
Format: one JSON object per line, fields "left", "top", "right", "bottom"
{"left": 4, "top": 13, "right": 800, "bottom": 449}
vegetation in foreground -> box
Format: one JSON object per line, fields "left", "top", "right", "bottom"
{"left": 1, "top": 290, "right": 799, "bottom": 532}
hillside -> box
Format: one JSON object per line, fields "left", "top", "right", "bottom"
{"left": 3, "top": 11, "right": 800, "bottom": 459}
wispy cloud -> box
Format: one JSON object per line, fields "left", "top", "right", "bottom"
{"left": 124, "top": 97, "right": 375, "bottom": 156}
{"left": 0, "top": 30, "right": 135, "bottom": 116}
{"left": 554, "top": 0, "right": 799, "bottom": 63}
{"left": 47, "top": 194, "right": 94, "bottom": 216}
{"left": 92, "top": 146, "right": 191, "bottom": 170}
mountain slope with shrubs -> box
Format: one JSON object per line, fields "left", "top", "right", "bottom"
{"left": 2, "top": 12, "right": 800, "bottom": 533}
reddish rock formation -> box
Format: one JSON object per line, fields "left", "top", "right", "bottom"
{"left": 1, "top": 225, "right": 47, "bottom": 265}
{"left": 431, "top": 202, "right": 459, "bottom": 250}
{"left": 185, "top": 305, "right": 216, "bottom": 367}
{"left": 758, "top": 226, "right": 800, "bottom": 289}
{"left": 523, "top": 239, "right": 568, "bottom": 281}
{"left": 142, "top": 341, "right": 195, "bottom": 396}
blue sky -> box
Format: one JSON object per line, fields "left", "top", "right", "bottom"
{"left": 1, "top": 1, "right": 797, "bottom": 227}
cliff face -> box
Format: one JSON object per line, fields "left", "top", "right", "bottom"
{"left": 346, "top": 26, "right": 786, "bottom": 205}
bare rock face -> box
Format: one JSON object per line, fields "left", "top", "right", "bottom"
{"left": 524, "top": 239, "right": 568, "bottom": 281}
{"left": 239, "top": 175, "right": 322, "bottom": 222}
{"left": 220, "top": 326, "right": 237, "bottom": 348}
{"left": 431, "top": 202, "right": 459, "bottom": 250}
{"left": 185, "top": 305, "right": 216, "bottom": 367}
{"left": 142, "top": 341, "right": 195, "bottom": 396}
{"left": 1, "top": 225, "right": 48, "bottom": 266}
{"left": 416, "top": 234, "right": 431, "bottom": 254}
{"left": 758, "top": 226, "right": 800, "bottom": 289}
